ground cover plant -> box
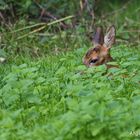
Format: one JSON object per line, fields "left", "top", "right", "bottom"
{"left": 0, "top": 0, "right": 140, "bottom": 139}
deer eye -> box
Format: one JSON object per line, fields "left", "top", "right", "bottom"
{"left": 90, "top": 58, "right": 98, "bottom": 64}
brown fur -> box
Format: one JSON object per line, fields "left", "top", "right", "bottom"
{"left": 83, "top": 25, "right": 115, "bottom": 67}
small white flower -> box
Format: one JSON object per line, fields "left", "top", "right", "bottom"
{"left": 0, "top": 57, "right": 6, "bottom": 63}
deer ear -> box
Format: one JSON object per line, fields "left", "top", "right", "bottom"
{"left": 93, "top": 26, "right": 104, "bottom": 46}
{"left": 104, "top": 25, "right": 115, "bottom": 48}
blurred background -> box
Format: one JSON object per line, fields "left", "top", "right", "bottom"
{"left": 0, "top": 0, "right": 139, "bottom": 48}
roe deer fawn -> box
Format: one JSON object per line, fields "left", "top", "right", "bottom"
{"left": 83, "top": 25, "right": 116, "bottom": 68}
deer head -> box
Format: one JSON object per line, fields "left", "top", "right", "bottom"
{"left": 83, "top": 25, "right": 116, "bottom": 67}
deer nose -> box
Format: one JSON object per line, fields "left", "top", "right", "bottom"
{"left": 90, "top": 58, "right": 98, "bottom": 64}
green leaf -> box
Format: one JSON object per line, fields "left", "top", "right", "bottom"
{"left": 27, "top": 94, "right": 41, "bottom": 104}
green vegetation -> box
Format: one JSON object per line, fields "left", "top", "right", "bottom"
{"left": 0, "top": 0, "right": 140, "bottom": 139}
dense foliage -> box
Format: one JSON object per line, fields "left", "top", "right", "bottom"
{"left": 0, "top": 0, "right": 140, "bottom": 139}
{"left": 0, "top": 43, "right": 140, "bottom": 139}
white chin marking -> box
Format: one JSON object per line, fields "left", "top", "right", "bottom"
{"left": 89, "top": 64, "right": 95, "bottom": 67}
